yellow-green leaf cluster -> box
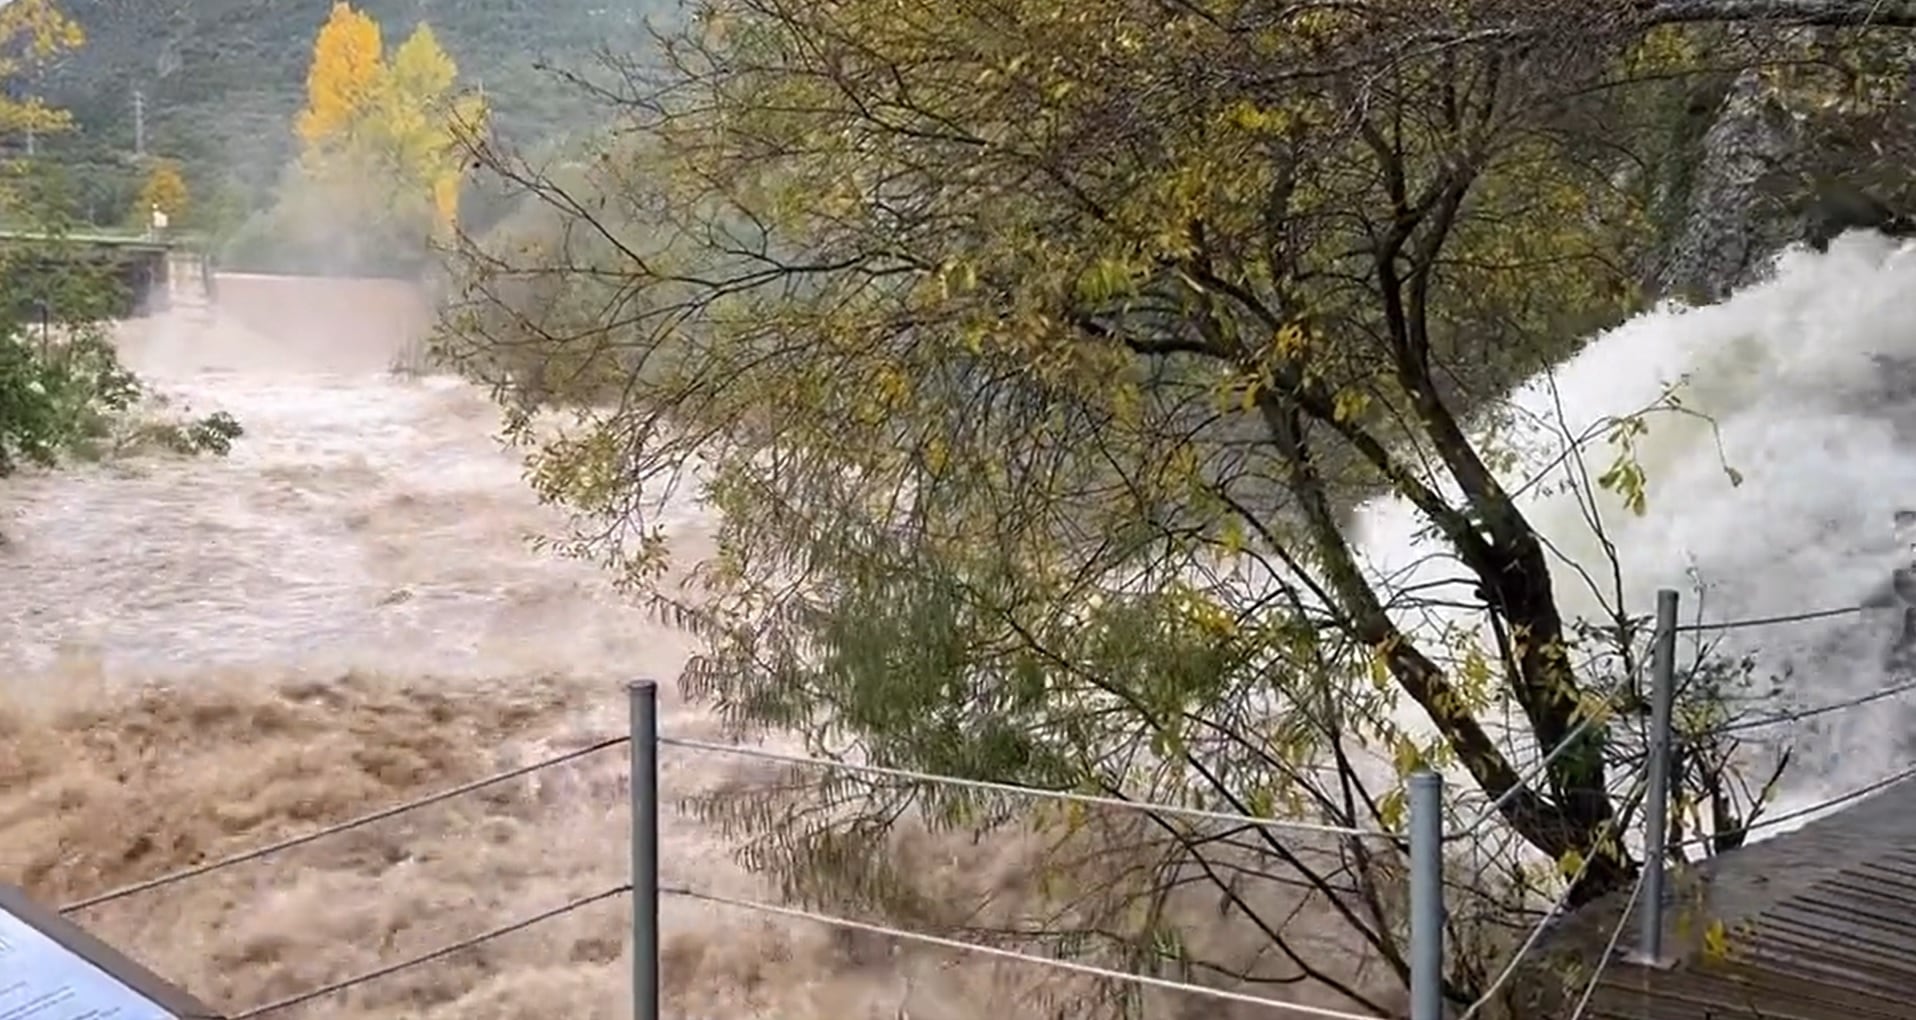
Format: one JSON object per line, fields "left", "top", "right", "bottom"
{"left": 294, "top": 2, "right": 485, "bottom": 238}
{"left": 0, "top": 0, "right": 84, "bottom": 137}
{"left": 136, "top": 159, "right": 191, "bottom": 222}
{"left": 444, "top": 0, "right": 1756, "bottom": 952}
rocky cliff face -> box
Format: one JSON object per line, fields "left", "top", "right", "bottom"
{"left": 1651, "top": 69, "right": 1802, "bottom": 303}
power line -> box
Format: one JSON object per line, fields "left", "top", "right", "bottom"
{"left": 1699, "top": 672, "right": 1916, "bottom": 737}
{"left": 659, "top": 734, "right": 1398, "bottom": 841}
{"left": 228, "top": 885, "right": 631, "bottom": 1019}
{"left": 661, "top": 884, "right": 1387, "bottom": 1020}
{"left": 1564, "top": 867, "right": 1648, "bottom": 1020}
{"left": 1676, "top": 758, "right": 1916, "bottom": 849}
{"left": 1457, "top": 840, "right": 1599, "bottom": 1020}
{"left": 62, "top": 736, "right": 629, "bottom": 914}
{"left": 1672, "top": 603, "right": 1863, "bottom": 635}
{"left": 1465, "top": 705, "right": 1612, "bottom": 837}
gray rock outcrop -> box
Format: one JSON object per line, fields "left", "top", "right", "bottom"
{"left": 1651, "top": 68, "right": 1801, "bottom": 303}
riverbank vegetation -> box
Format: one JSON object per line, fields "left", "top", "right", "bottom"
{"left": 433, "top": 1, "right": 1916, "bottom": 1013}
{"left": 0, "top": 1, "right": 240, "bottom": 480}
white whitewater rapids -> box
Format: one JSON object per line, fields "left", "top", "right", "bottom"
{"left": 1355, "top": 231, "right": 1916, "bottom": 838}
{"left": 0, "top": 232, "right": 1911, "bottom": 1018}
{"left": 0, "top": 309, "right": 708, "bottom": 683}
{"left": 7, "top": 239, "right": 1911, "bottom": 836}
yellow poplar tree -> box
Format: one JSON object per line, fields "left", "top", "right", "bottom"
{"left": 136, "top": 159, "right": 190, "bottom": 222}
{"left": 290, "top": 10, "right": 483, "bottom": 241}
{"left": 0, "top": 0, "right": 85, "bottom": 137}
{"left": 296, "top": 1, "right": 384, "bottom": 149}
{"left": 376, "top": 23, "right": 478, "bottom": 235}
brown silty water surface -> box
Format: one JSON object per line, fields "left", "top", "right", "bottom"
{"left": 8, "top": 240, "right": 1904, "bottom": 1017}
{"left": 0, "top": 275, "right": 1111, "bottom": 1020}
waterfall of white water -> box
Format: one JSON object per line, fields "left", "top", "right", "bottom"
{"left": 1355, "top": 231, "right": 1916, "bottom": 837}
{"left": 8, "top": 232, "right": 1915, "bottom": 1017}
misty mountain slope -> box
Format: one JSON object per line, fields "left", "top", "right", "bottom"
{"left": 38, "top": 0, "right": 667, "bottom": 194}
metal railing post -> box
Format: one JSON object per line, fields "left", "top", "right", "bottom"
{"left": 630, "top": 680, "right": 660, "bottom": 1020}
{"left": 1634, "top": 589, "right": 1679, "bottom": 966}
{"left": 1409, "top": 769, "right": 1445, "bottom": 1020}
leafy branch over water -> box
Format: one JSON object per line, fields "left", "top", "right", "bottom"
{"left": 441, "top": 0, "right": 1909, "bottom": 1012}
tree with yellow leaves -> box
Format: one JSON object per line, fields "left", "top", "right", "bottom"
{"left": 445, "top": 0, "right": 1916, "bottom": 1012}
{"left": 0, "top": 0, "right": 85, "bottom": 140}
{"left": 292, "top": 3, "right": 483, "bottom": 244}
{"left": 374, "top": 22, "right": 483, "bottom": 235}
{"left": 135, "top": 159, "right": 190, "bottom": 224}
{"left": 296, "top": 0, "right": 384, "bottom": 149}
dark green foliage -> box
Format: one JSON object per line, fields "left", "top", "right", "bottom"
{"left": 0, "top": 326, "right": 137, "bottom": 474}
{"left": 0, "top": 164, "right": 244, "bottom": 474}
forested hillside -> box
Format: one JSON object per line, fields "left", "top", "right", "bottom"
{"left": 29, "top": 0, "right": 665, "bottom": 225}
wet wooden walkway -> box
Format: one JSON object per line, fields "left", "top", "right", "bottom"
{"left": 1515, "top": 776, "right": 1916, "bottom": 1019}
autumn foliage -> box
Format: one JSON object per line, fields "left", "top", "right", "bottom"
{"left": 438, "top": 0, "right": 1916, "bottom": 1012}
{"left": 136, "top": 159, "right": 190, "bottom": 224}
{"left": 297, "top": 1, "right": 384, "bottom": 148}
{"left": 293, "top": 1, "right": 482, "bottom": 242}
{"left": 0, "top": 0, "right": 85, "bottom": 139}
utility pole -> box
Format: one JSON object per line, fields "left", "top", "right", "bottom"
{"left": 132, "top": 88, "right": 146, "bottom": 158}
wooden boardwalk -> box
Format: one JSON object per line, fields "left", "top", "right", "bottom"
{"left": 1514, "top": 776, "right": 1916, "bottom": 1019}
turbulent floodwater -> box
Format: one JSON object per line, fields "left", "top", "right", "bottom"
{"left": 1356, "top": 232, "right": 1916, "bottom": 834}
{"left": 6, "top": 234, "right": 1916, "bottom": 1019}
{"left": 1, "top": 318, "right": 690, "bottom": 682}
{"left": 0, "top": 293, "right": 1025, "bottom": 1020}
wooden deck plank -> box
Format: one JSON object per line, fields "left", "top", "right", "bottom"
{"left": 1591, "top": 966, "right": 1914, "bottom": 1020}
{"left": 1513, "top": 776, "right": 1916, "bottom": 1020}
